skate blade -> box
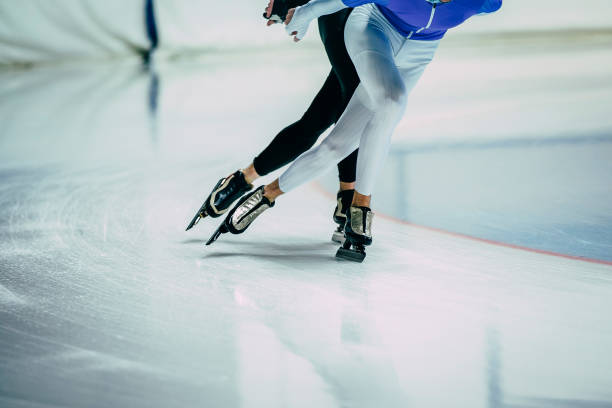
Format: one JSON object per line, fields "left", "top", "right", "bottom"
{"left": 205, "top": 224, "right": 228, "bottom": 246}
{"left": 335, "top": 246, "right": 366, "bottom": 263}
{"left": 186, "top": 209, "right": 207, "bottom": 231}
{"left": 331, "top": 230, "right": 346, "bottom": 244}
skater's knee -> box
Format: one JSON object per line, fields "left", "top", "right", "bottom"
{"left": 370, "top": 84, "right": 407, "bottom": 113}
{"left": 319, "top": 138, "right": 354, "bottom": 162}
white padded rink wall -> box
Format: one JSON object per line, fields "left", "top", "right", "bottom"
{"left": 0, "top": 0, "right": 148, "bottom": 64}
{"left": 1, "top": 0, "right": 612, "bottom": 64}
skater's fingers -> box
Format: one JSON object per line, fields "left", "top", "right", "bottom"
{"left": 285, "top": 8, "right": 295, "bottom": 25}
{"left": 293, "top": 35, "right": 301, "bottom": 42}
{"left": 267, "top": 19, "right": 276, "bottom": 26}
{"left": 265, "top": 0, "right": 274, "bottom": 18}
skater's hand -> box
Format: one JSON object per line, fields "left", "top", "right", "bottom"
{"left": 265, "top": 0, "right": 274, "bottom": 18}
{"left": 285, "top": 7, "right": 311, "bottom": 42}
{"left": 264, "top": 0, "right": 277, "bottom": 26}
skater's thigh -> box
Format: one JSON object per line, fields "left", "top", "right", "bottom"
{"left": 320, "top": 9, "right": 360, "bottom": 104}
{"left": 316, "top": 83, "right": 372, "bottom": 157}
{"left": 344, "top": 6, "right": 405, "bottom": 109}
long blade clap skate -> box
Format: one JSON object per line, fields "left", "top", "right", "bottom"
{"left": 185, "top": 170, "right": 253, "bottom": 231}
{"left": 205, "top": 186, "right": 275, "bottom": 246}
{"left": 331, "top": 189, "right": 354, "bottom": 243}
{"left": 336, "top": 206, "right": 373, "bottom": 263}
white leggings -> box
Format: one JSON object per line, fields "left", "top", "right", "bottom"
{"left": 279, "top": 4, "right": 439, "bottom": 196}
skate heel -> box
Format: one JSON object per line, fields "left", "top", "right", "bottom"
{"left": 335, "top": 238, "right": 366, "bottom": 262}
{"left": 330, "top": 189, "right": 354, "bottom": 243}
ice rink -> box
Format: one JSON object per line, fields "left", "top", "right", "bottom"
{"left": 1, "top": 26, "right": 612, "bottom": 408}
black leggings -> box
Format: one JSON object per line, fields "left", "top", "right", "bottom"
{"left": 252, "top": 9, "right": 360, "bottom": 183}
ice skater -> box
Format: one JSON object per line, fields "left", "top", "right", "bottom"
{"left": 186, "top": 0, "right": 360, "bottom": 243}
{"left": 206, "top": 0, "right": 502, "bottom": 262}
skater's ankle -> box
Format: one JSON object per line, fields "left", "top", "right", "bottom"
{"left": 242, "top": 164, "right": 260, "bottom": 185}
{"left": 263, "top": 179, "right": 283, "bottom": 202}
{"left": 339, "top": 181, "right": 355, "bottom": 191}
{"left": 351, "top": 191, "right": 371, "bottom": 208}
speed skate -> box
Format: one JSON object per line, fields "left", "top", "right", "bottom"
{"left": 335, "top": 206, "right": 373, "bottom": 263}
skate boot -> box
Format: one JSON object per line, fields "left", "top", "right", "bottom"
{"left": 336, "top": 206, "right": 373, "bottom": 263}
{"left": 331, "top": 189, "right": 354, "bottom": 243}
{"left": 206, "top": 186, "right": 275, "bottom": 245}
{"left": 186, "top": 170, "right": 253, "bottom": 231}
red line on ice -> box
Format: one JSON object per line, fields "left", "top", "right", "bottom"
{"left": 311, "top": 182, "right": 612, "bottom": 267}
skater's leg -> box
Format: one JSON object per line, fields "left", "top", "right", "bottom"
{"left": 319, "top": 9, "right": 361, "bottom": 239}
{"left": 319, "top": 9, "right": 361, "bottom": 189}
{"left": 352, "top": 191, "right": 371, "bottom": 207}
{"left": 351, "top": 38, "right": 439, "bottom": 196}
{"left": 335, "top": 149, "right": 358, "bottom": 241}
{"left": 277, "top": 83, "right": 375, "bottom": 193}
{"left": 335, "top": 5, "right": 436, "bottom": 258}
{"left": 337, "top": 149, "right": 358, "bottom": 185}
{"left": 277, "top": 3, "right": 404, "bottom": 194}
{"left": 343, "top": 4, "right": 438, "bottom": 197}
{"left": 263, "top": 179, "right": 283, "bottom": 202}
{"left": 341, "top": 11, "right": 406, "bottom": 198}
{"left": 241, "top": 163, "right": 260, "bottom": 185}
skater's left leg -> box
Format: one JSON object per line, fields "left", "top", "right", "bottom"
{"left": 352, "top": 41, "right": 438, "bottom": 198}
{"left": 352, "top": 191, "right": 370, "bottom": 207}
{"left": 332, "top": 149, "right": 358, "bottom": 242}
{"left": 348, "top": 39, "right": 439, "bottom": 214}
{"left": 321, "top": 8, "right": 360, "bottom": 194}
{"left": 337, "top": 149, "right": 357, "bottom": 186}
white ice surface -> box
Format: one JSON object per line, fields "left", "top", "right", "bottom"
{"left": 1, "top": 35, "right": 612, "bottom": 408}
